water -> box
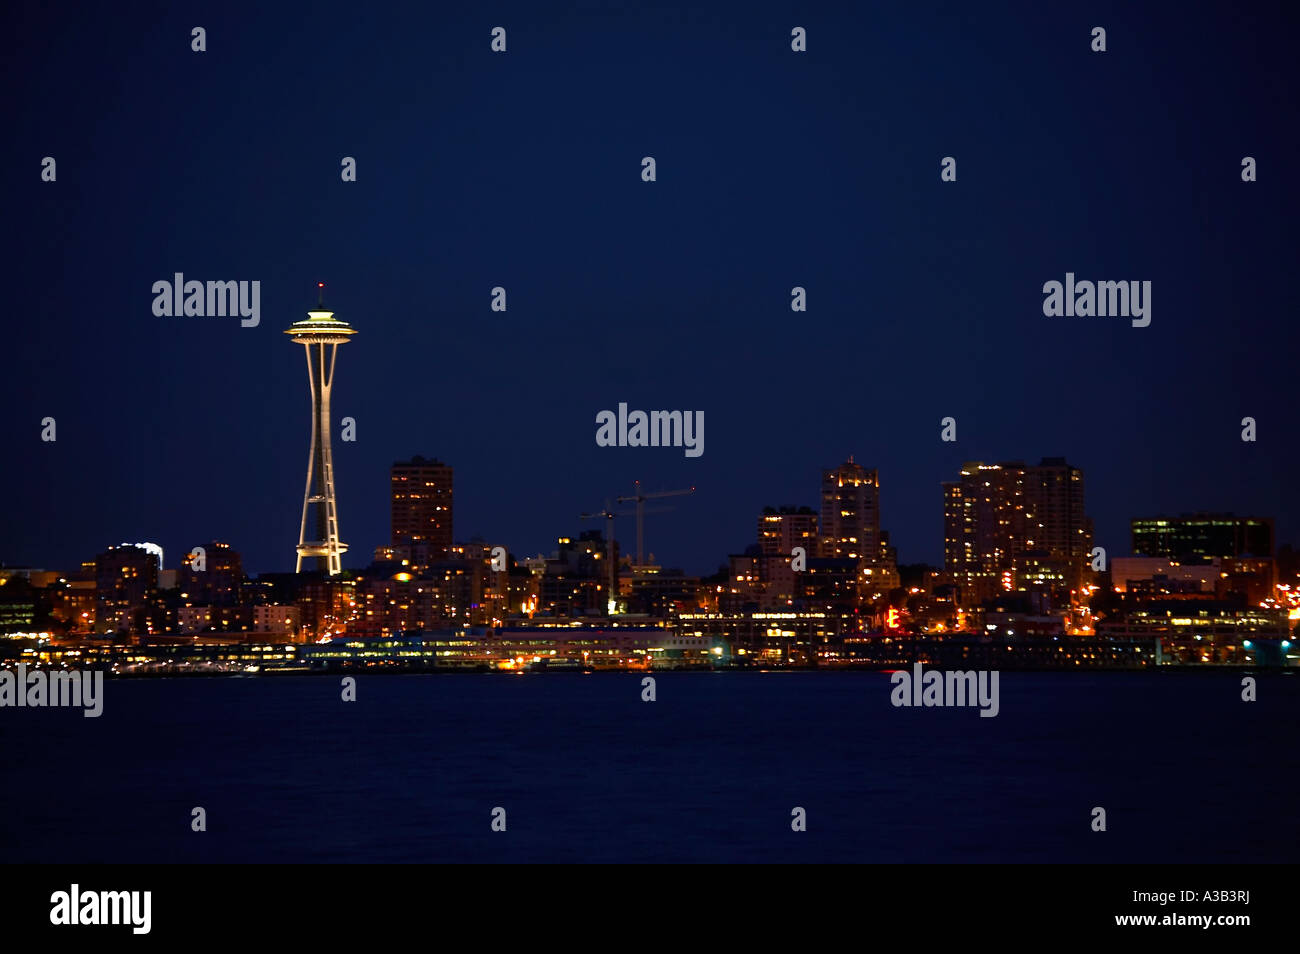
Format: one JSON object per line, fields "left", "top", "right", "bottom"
{"left": 2, "top": 671, "right": 1295, "bottom": 863}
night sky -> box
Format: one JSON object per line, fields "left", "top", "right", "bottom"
{"left": 3, "top": 1, "right": 1296, "bottom": 577}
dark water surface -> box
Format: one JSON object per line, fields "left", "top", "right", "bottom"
{"left": 2, "top": 671, "right": 1295, "bottom": 863}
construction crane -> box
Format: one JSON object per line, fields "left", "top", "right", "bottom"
{"left": 578, "top": 502, "right": 623, "bottom": 611}
{"left": 581, "top": 500, "right": 677, "bottom": 613}
{"left": 616, "top": 481, "right": 696, "bottom": 567}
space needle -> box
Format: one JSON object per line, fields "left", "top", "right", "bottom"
{"left": 285, "top": 283, "right": 356, "bottom": 574}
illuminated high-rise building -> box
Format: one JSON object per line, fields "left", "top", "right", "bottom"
{"left": 757, "top": 506, "right": 819, "bottom": 556}
{"left": 1022, "top": 456, "right": 1092, "bottom": 587}
{"left": 391, "top": 456, "right": 454, "bottom": 558}
{"left": 821, "top": 457, "right": 899, "bottom": 599}
{"left": 820, "top": 457, "right": 879, "bottom": 560}
{"left": 755, "top": 506, "right": 820, "bottom": 608}
{"left": 285, "top": 285, "right": 356, "bottom": 574}
{"left": 1131, "top": 513, "right": 1273, "bottom": 562}
{"left": 944, "top": 458, "right": 1091, "bottom": 599}
{"left": 93, "top": 544, "right": 161, "bottom": 638}
{"left": 178, "top": 541, "right": 243, "bottom": 606}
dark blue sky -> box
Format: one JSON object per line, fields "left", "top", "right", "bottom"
{"left": 3, "top": 1, "right": 1297, "bottom": 576}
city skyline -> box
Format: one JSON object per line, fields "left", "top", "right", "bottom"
{"left": 7, "top": 276, "right": 1296, "bottom": 578}
{"left": 5, "top": 4, "right": 1297, "bottom": 581}
{"left": 0, "top": 270, "right": 1292, "bottom": 582}
{"left": 3, "top": 0, "right": 1296, "bottom": 879}
{"left": 1, "top": 438, "right": 1293, "bottom": 580}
